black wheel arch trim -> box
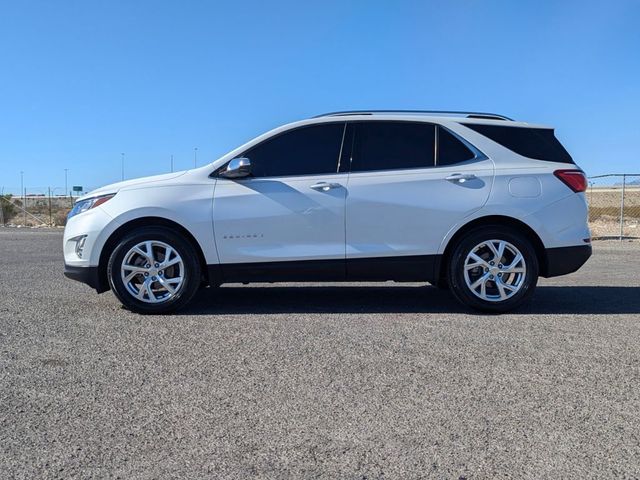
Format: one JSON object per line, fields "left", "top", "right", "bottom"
{"left": 97, "top": 217, "right": 209, "bottom": 293}
{"left": 436, "top": 215, "right": 548, "bottom": 286}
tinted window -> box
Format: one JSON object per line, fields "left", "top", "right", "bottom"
{"left": 351, "top": 122, "right": 435, "bottom": 172}
{"left": 243, "top": 123, "right": 345, "bottom": 177}
{"left": 437, "top": 126, "right": 475, "bottom": 165}
{"left": 462, "top": 123, "right": 574, "bottom": 164}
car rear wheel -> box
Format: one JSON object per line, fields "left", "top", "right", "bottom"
{"left": 107, "top": 227, "right": 201, "bottom": 314}
{"left": 447, "top": 226, "right": 538, "bottom": 312}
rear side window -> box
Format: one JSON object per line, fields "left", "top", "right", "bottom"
{"left": 351, "top": 121, "right": 435, "bottom": 172}
{"left": 462, "top": 123, "right": 573, "bottom": 163}
{"left": 243, "top": 123, "right": 345, "bottom": 177}
{"left": 437, "top": 126, "right": 475, "bottom": 166}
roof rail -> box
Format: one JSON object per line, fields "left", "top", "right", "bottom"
{"left": 313, "top": 110, "right": 514, "bottom": 121}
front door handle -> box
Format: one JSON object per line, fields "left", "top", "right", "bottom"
{"left": 310, "top": 182, "right": 342, "bottom": 191}
{"left": 446, "top": 173, "right": 477, "bottom": 183}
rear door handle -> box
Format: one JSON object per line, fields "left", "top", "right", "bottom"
{"left": 310, "top": 182, "right": 342, "bottom": 191}
{"left": 446, "top": 173, "right": 477, "bottom": 183}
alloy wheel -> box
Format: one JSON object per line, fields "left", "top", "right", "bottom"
{"left": 463, "top": 239, "right": 527, "bottom": 302}
{"left": 120, "top": 240, "right": 185, "bottom": 303}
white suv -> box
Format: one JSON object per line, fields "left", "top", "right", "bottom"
{"left": 63, "top": 110, "right": 591, "bottom": 314}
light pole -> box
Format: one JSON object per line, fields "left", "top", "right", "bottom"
{"left": 194, "top": 147, "right": 198, "bottom": 168}
{"left": 64, "top": 168, "right": 68, "bottom": 196}
{"left": 20, "top": 171, "right": 25, "bottom": 225}
{"left": 171, "top": 154, "right": 174, "bottom": 173}
{"left": 121, "top": 153, "right": 125, "bottom": 181}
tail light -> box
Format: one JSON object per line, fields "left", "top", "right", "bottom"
{"left": 554, "top": 169, "right": 587, "bottom": 193}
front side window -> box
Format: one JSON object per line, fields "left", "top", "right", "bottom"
{"left": 351, "top": 121, "right": 436, "bottom": 172}
{"left": 242, "top": 123, "right": 345, "bottom": 177}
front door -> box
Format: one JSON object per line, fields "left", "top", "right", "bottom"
{"left": 213, "top": 122, "right": 348, "bottom": 281}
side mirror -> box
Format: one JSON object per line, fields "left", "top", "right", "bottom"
{"left": 220, "top": 157, "right": 252, "bottom": 179}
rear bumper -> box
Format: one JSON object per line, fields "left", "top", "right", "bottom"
{"left": 543, "top": 244, "right": 592, "bottom": 278}
{"left": 64, "top": 264, "right": 109, "bottom": 293}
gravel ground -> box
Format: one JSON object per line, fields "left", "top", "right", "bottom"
{"left": 1, "top": 228, "right": 639, "bottom": 479}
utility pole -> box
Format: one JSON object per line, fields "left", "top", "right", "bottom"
{"left": 20, "top": 171, "right": 25, "bottom": 226}
{"left": 0, "top": 186, "right": 4, "bottom": 226}
{"left": 194, "top": 147, "right": 198, "bottom": 168}
{"left": 64, "top": 168, "right": 68, "bottom": 196}
{"left": 620, "top": 174, "right": 626, "bottom": 241}
{"left": 171, "top": 154, "right": 174, "bottom": 173}
{"left": 48, "top": 187, "right": 52, "bottom": 225}
{"left": 121, "top": 153, "right": 125, "bottom": 181}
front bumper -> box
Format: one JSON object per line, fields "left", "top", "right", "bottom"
{"left": 543, "top": 244, "right": 592, "bottom": 278}
{"left": 64, "top": 264, "right": 109, "bottom": 293}
{"left": 63, "top": 205, "right": 116, "bottom": 268}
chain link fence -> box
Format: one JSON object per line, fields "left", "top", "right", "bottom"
{"left": 587, "top": 174, "right": 640, "bottom": 240}
{"left": 0, "top": 193, "right": 74, "bottom": 227}
{"left": 2, "top": 176, "right": 640, "bottom": 239}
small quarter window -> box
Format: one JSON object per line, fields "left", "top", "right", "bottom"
{"left": 437, "top": 126, "right": 475, "bottom": 166}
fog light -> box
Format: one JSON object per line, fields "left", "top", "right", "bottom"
{"left": 72, "top": 235, "right": 88, "bottom": 258}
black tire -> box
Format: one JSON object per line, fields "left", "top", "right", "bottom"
{"left": 447, "top": 226, "right": 539, "bottom": 313}
{"left": 107, "top": 226, "right": 201, "bottom": 314}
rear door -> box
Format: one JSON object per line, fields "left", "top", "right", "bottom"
{"left": 212, "top": 122, "right": 348, "bottom": 280}
{"left": 344, "top": 121, "right": 494, "bottom": 278}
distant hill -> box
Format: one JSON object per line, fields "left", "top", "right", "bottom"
{"left": 614, "top": 177, "right": 640, "bottom": 186}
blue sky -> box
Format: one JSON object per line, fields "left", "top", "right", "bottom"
{"left": 1, "top": 0, "right": 639, "bottom": 194}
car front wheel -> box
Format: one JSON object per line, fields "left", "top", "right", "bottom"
{"left": 448, "top": 226, "right": 539, "bottom": 313}
{"left": 107, "top": 227, "right": 201, "bottom": 314}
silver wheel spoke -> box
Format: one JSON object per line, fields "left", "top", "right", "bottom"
{"left": 486, "top": 241, "right": 500, "bottom": 259}
{"left": 496, "top": 241, "right": 506, "bottom": 263}
{"left": 496, "top": 279, "right": 508, "bottom": 300}
{"left": 132, "top": 246, "right": 151, "bottom": 263}
{"left": 503, "top": 266, "right": 525, "bottom": 274}
{"left": 157, "top": 276, "right": 175, "bottom": 294}
{"left": 145, "top": 241, "right": 155, "bottom": 263}
{"left": 506, "top": 253, "right": 523, "bottom": 270}
{"left": 137, "top": 279, "right": 149, "bottom": 300}
{"left": 124, "top": 270, "right": 142, "bottom": 283}
{"left": 470, "top": 273, "right": 489, "bottom": 291}
{"left": 146, "top": 282, "right": 157, "bottom": 302}
{"left": 163, "top": 257, "right": 181, "bottom": 269}
{"left": 466, "top": 252, "right": 489, "bottom": 269}
{"left": 123, "top": 264, "right": 147, "bottom": 273}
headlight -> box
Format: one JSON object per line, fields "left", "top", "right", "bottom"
{"left": 68, "top": 194, "right": 115, "bottom": 220}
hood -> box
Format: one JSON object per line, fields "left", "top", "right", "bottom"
{"left": 81, "top": 171, "right": 188, "bottom": 199}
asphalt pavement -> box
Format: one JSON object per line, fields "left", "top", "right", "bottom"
{"left": 1, "top": 228, "right": 639, "bottom": 479}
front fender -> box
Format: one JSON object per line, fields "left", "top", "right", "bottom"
{"left": 96, "top": 185, "right": 218, "bottom": 265}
